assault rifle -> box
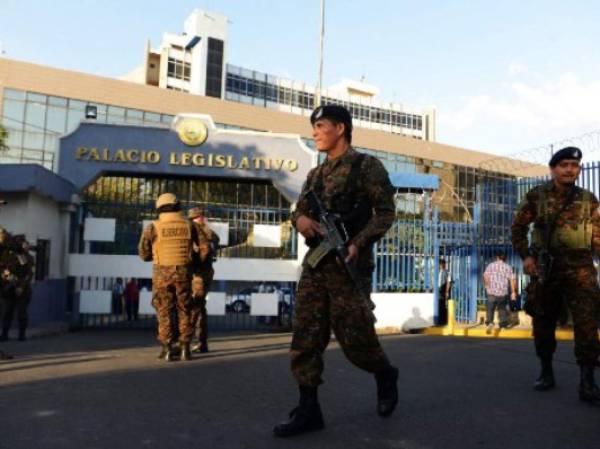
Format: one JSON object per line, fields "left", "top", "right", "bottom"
{"left": 304, "top": 190, "right": 376, "bottom": 316}
{"left": 525, "top": 185, "right": 577, "bottom": 316}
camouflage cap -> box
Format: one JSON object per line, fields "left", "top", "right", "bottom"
{"left": 187, "top": 206, "right": 204, "bottom": 219}
{"left": 155, "top": 193, "right": 178, "bottom": 209}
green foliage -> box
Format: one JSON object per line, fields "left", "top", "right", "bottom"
{"left": 0, "top": 124, "right": 8, "bottom": 153}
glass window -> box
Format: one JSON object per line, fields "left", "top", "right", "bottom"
{"left": 6, "top": 128, "right": 23, "bottom": 147}
{"left": 44, "top": 135, "right": 59, "bottom": 152}
{"left": 48, "top": 96, "right": 68, "bottom": 107}
{"left": 69, "top": 99, "right": 86, "bottom": 111}
{"left": 23, "top": 131, "right": 45, "bottom": 150}
{"left": 26, "top": 92, "right": 46, "bottom": 103}
{"left": 67, "top": 108, "right": 85, "bottom": 133}
{"left": 125, "top": 109, "right": 144, "bottom": 124}
{"left": 3, "top": 88, "right": 26, "bottom": 101}
{"left": 22, "top": 148, "right": 44, "bottom": 161}
{"left": 237, "top": 182, "right": 251, "bottom": 205}
{"left": 88, "top": 103, "right": 107, "bottom": 116}
{"left": 46, "top": 106, "right": 67, "bottom": 134}
{"left": 24, "top": 101, "right": 46, "bottom": 130}
{"left": 253, "top": 184, "right": 267, "bottom": 207}
{"left": 35, "top": 239, "right": 51, "bottom": 281}
{"left": 108, "top": 106, "right": 125, "bottom": 116}
{"left": 144, "top": 112, "right": 161, "bottom": 123}
{"left": 2, "top": 99, "right": 25, "bottom": 126}
{"left": 108, "top": 106, "right": 126, "bottom": 124}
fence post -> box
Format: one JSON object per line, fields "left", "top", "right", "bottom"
{"left": 470, "top": 188, "right": 482, "bottom": 323}
{"left": 432, "top": 206, "right": 440, "bottom": 324}
{"left": 423, "top": 193, "right": 431, "bottom": 291}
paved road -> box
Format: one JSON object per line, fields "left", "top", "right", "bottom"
{"left": 1, "top": 331, "right": 598, "bottom": 449}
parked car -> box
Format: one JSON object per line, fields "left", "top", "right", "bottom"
{"left": 227, "top": 287, "right": 256, "bottom": 313}
{"left": 227, "top": 284, "right": 294, "bottom": 314}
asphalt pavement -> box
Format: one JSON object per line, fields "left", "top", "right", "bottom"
{"left": 1, "top": 330, "right": 598, "bottom": 449}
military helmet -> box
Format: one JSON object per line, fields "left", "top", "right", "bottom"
{"left": 188, "top": 206, "right": 204, "bottom": 219}
{"left": 156, "top": 193, "right": 179, "bottom": 209}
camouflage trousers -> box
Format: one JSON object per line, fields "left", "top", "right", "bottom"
{"left": 532, "top": 263, "right": 600, "bottom": 366}
{"left": 2, "top": 291, "right": 31, "bottom": 331}
{"left": 151, "top": 265, "right": 192, "bottom": 345}
{"left": 291, "top": 256, "right": 390, "bottom": 387}
{"left": 189, "top": 268, "right": 214, "bottom": 345}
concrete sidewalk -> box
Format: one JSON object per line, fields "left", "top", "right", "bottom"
{"left": 1, "top": 330, "right": 599, "bottom": 449}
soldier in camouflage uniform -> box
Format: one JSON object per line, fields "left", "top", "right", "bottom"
{"left": 187, "top": 206, "right": 219, "bottom": 354}
{"left": 0, "top": 234, "right": 35, "bottom": 342}
{"left": 138, "top": 193, "right": 195, "bottom": 362}
{"left": 512, "top": 146, "right": 600, "bottom": 404}
{"left": 0, "top": 199, "right": 14, "bottom": 359}
{"left": 274, "top": 105, "right": 399, "bottom": 438}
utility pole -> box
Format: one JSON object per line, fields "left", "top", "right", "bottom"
{"left": 315, "top": 0, "right": 325, "bottom": 108}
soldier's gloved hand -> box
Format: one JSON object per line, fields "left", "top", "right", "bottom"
{"left": 523, "top": 256, "right": 538, "bottom": 276}
{"left": 345, "top": 244, "right": 359, "bottom": 264}
{"left": 296, "top": 215, "right": 324, "bottom": 239}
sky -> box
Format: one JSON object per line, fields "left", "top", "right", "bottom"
{"left": 1, "top": 0, "right": 600, "bottom": 158}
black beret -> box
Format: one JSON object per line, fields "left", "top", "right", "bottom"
{"left": 310, "top": 105, "right": 353, "bottom": 131}
{"left": 549, "top": 146, "right": 583, "bottom": 167}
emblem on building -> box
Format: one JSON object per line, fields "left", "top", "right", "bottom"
{"left": 177, "top": 118, "right": 209, "bottom": 146}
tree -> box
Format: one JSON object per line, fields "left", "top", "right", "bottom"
{"left": 0, "top": 124, "right": 8, "bottom": 153}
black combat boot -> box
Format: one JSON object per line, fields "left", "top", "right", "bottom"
{"left": 533, "top": 357, "right": 555, "bottom": 391}
{"left": 180, "top": 342, "right": 191, "bottom": 361}
{"left": 273, "top": 386, "right": 325, "bottom": 438}
{"left": 158, "top": 343, "right": 173, "bottom": 361}
{"left": 375, "top": 365, "right": 399, "bottom": 417}
{"left": 579, "top": 364, "right": 600, "bottom": 404}
{"left": 199, "top": 344, "right": 209, "bottom": 354}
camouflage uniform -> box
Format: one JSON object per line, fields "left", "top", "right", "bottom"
{"left": 188, "top": 220, "right": 217, "bottom": 346}
{"left": 138, "top": 215, "right": 194, "bottom": 346}
{"left": 1, "top": 235, "right": 34, "bottom": 339}
{"left": 512, "top": 182, "right": 600, "bottom": 366}
{"left": 0, "top": 226, "right": 13, "bottom": 357}
{"left": 290, "top": 147, "right": 395, "bottom": 386}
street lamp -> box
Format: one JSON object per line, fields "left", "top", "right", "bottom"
{"left": 315, "top": 0, "right": 325, "bottom": 108}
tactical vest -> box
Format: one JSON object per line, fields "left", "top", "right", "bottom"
{"left": 152, "top": 212, "right": 193, "bottom": 266}
{"left": 532, "top": 187, "right": 593, "bottom": 250}
{"left": 313, "top": 153, "right": 372, "bottom": 240}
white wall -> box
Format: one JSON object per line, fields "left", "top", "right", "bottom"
{"left": 68, "top": 254, "right": 301, "bottom": 282}
{"left": 0, "top": 191, "right": 71, "bottom": 279}
{"left": 372, "top": 293, "right": 435, "bottom": 332}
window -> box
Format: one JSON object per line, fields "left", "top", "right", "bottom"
{"left": 35, "top": 239, "right": 51, "bottom": 281}
{"left": 206, "top": 38, "right": 224, "bottom": 98}
{"left": 167, "top": 57, "right": 191, "bottom": 82}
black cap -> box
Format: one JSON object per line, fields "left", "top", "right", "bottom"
{"left": 310, "top": 105, "right": 353, "bottom": 132}
{"left": 549, "top": 146, "right": 583, "bottom": 167}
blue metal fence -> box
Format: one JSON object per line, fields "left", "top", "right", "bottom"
{"left": 439, "top": 161, "right": 600, "bottom": 325}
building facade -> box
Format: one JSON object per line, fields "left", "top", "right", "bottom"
{"left": 121, "top": 9, "right": 435, "bottom": 141}
{"left": 0, "top": 41, "right": 543, "bottom": 329}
